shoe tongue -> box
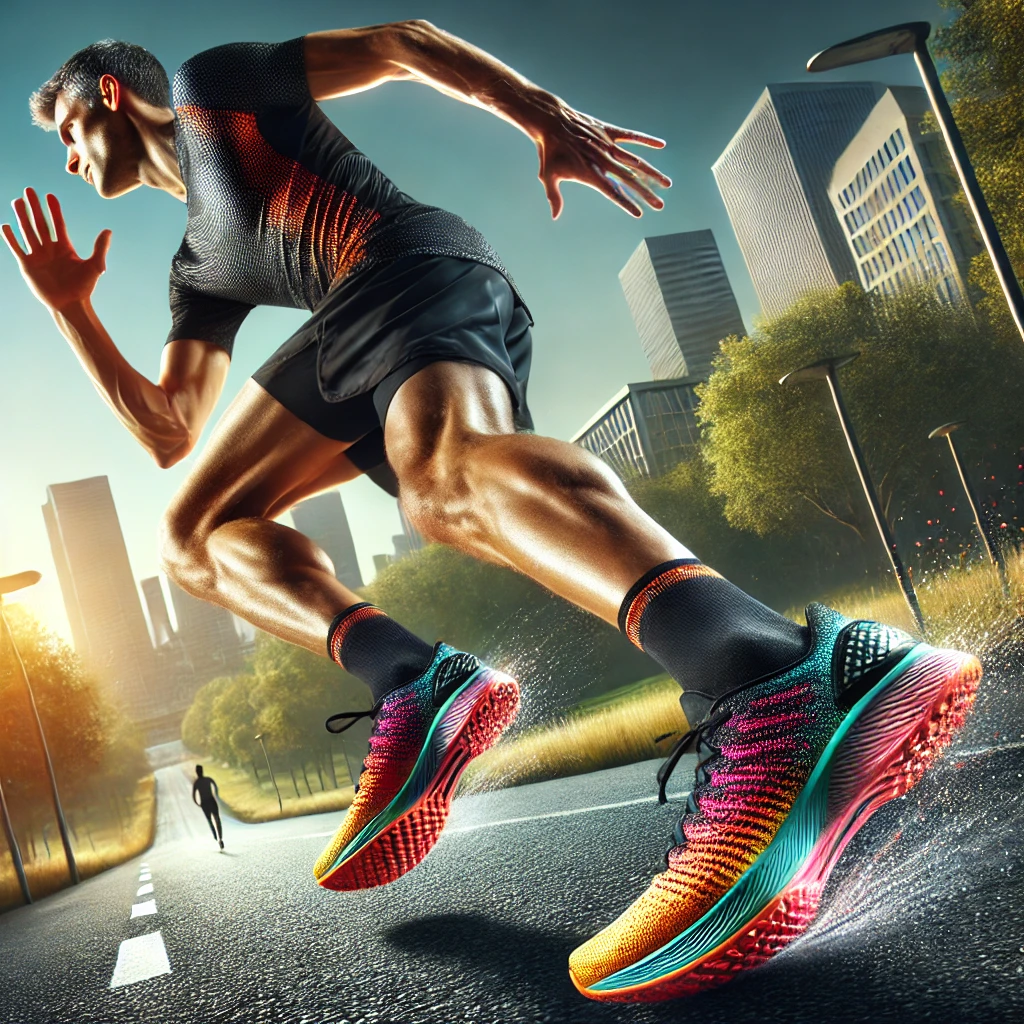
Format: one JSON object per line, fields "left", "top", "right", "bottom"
{"left": 679, "top": 690, "right": 715, "bottom": 729}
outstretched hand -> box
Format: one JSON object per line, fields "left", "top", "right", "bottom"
{"left": 530, "top": 100, "right": 672, "bottom": 219}
{"left": 2, "top": 188, "right": 112, "bottom": 311}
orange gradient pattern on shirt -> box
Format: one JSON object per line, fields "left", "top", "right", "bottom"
{"left": 176, "top": 105, "right": 381, "bottom": 287}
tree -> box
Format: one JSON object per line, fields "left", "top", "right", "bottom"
{"left": 698, "top": 283, "right": 1024, "bottom": 539}
{"left": 934, "top": 0, "right": 1024, "bottom": 328}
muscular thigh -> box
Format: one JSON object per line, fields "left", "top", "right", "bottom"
{"left": 384, "top": 362, "right": 517, "bottom": 476}
{"left": 166, "top": 380, "right": 363, "bottom": 538}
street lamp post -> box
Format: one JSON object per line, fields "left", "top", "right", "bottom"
{"left": 253, "top": 733, "right": 283, "bottom": 813}
{"left": 780, "top": 354, "right": 925, "bottom": 631}
{"left": 0, "top": 571, "right": 79, "bottom": 884}
{"left": 0, "top": 773, "right": 31, "bottom": 904}
{"left": 928, "top": 421, "right": 1010, "bottom": 598}
{"left": 807, "top": 22, "right": 1024, "bottom": 345}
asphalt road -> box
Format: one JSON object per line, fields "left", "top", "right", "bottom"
{"left": 1, "top": 639, "right": 1023, "bottom": 1024}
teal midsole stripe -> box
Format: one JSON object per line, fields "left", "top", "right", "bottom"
{"left": 329, "top": 668, "right": 487, "bottom": 871}
{"left": 590, "top": 643, "right": 933, "bottom": 992}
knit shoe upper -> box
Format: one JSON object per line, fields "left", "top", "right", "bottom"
{"left": 569, "top": 603, "right": 920, "bottom": 991}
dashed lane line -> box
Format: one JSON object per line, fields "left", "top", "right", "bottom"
{"left": 137, "top": 883, "right": 154, "bottom": 896}
{"left": 130, "top": 899, "right": 157, "bottom": 919}
{"left": 110, "top": 931, "right": 171, "bottom": 989}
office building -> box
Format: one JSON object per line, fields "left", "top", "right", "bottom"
{"left": 141, "top": 575, "right": 174, "bottom": 647}
{"left": 290, "top": 491, "right": 364, "bottom": 590}
{"left": 572, "top": 377, "right": 704, "bottom": 479}
{"left": 829, "top": 87, "right": 981, "bottom": 303}
{"left": 42, "top": 476, "right": 158, "bottom": 720}
{"left": 619, "top": 230, "right": 746, "bottom": 379}
{"left": 713, "top": 82, "right": 888, "bottom": 317}
{"left": 168, "top": 580, "right": 245, "bottom": 684}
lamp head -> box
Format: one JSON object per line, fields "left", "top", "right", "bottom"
{"left": 0, "top": 571, "right": 42, "bottom": 597}
{"left": 807, "top": 22, "right": 930, "bottom": 73}
{"left": 928, "top": 421, "right": 965, "bottom": 440}
{"left": 779, "top": 353, "right": 860, "bottom": 386}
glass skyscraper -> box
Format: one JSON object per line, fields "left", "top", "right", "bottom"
{"left": 41, "top": 476, "right": 159, "bottom": 721}
{"left": 290, "top": 490, "right": 364, "bottom": 591}
{"left": 829, "top": 87, "right": 980, "bottom": 304}
{"left": 572, "top": 377, "right": 704, "bottom": 480}
{"left": 619, "top": 230, "right": 746, "bottom": 380}
{"left": 713, "top": 82, "right": 888, "bottom": 317}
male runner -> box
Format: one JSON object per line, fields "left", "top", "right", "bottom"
{"left": 192, "top": 764, "right": 224, "bottom": 849}
{"left": 5, "top": 20, "right": 980, "bottom": 1001}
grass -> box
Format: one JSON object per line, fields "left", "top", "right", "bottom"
{"left": 0, "top": 775, "right": 156, "bottom": 912}
{"left": 193, "top": 548, "right": 1024, "bottom": 815}
{"left": 462, "top": 548, "right": 1024, "bottom": 794}
{"left": 201, "top": 754, "right": 356, "bottom": 824}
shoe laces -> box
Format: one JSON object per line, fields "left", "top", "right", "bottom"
{"left": 325, "top": 701, "right": 385, "bottom": 793}
{"left": 655, "top": 707, "right": 732, "bottom": 854}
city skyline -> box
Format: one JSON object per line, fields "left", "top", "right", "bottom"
{"left": 0, "top": 0, "right": 950, "bottom": 641}
{"left": 713, "top": 80, "right": 889, "bottom": 316}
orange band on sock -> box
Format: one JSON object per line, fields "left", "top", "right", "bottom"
{"left": 624, "top": 564, "right": 722, "bottom": 649}
{"left": 329, "top": 605, "right": 386, "bottom": 666}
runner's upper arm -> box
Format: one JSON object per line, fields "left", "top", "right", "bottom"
{"left": 303, "top": 22, "right": 424, "bottom": 100}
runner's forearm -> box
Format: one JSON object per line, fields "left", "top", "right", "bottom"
{"left": 391, "top": 21, "right": 563, "bottom": 140}
{"left": 50, "top": 299, "right": 191, "bottom": 467}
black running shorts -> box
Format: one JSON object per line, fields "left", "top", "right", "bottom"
{"left": 252, "top": 255, "right": 533, "bottom": 496}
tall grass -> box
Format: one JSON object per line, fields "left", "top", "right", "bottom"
{"left": 0, "top": 775, "right": 156, "bottom": 912}
{"left": 464, "top": 548, "right": 1023, "bottom": 792}
{"left": 203, "top": 760, "right": 355, "bottom": 824}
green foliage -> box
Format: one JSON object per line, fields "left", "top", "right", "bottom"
{"left": 0, "top": 606, "right": 147, "bottom": 826}
{"left": 935, "top": 0, "right": 1024, "bottom": 327}
{"left": 698, "top": 283, "right": 1024, "bottom": 538}
{"left": 183, "top": 632, "right": 371, "bottom": 770}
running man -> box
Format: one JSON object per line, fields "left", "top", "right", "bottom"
{"left": 192, "top": 764, "right": 224, "bottom": 849}
{"left": 4, "top": 21, "right": 980, "bottom": 1001}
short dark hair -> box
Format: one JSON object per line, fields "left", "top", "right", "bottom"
{"left": 30, "top": 39, "right": 170, "bottom": 130}
{"left": 195, "top": 764, "right": 204, "bottom": 775}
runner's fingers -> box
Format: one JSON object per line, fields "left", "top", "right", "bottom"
{"left": 25, "top": 188, "right": 54, "bottom": 244}
{"left": 46, "top": 193, "right": 68, "bottom": 242}
{"left": 1, "top": 222, "right": 27, "bottom": 260}
{"left": 612, "top": 147, "right": 673, "bottom": 188}
{"left": 600, "top": 123, "right": 666, "bottom": 149}
{"left": 11, "top": 198, "right": 42, "bottom": 252}
{"left": 588, "top": 164, "right": 643, "bottom": 217}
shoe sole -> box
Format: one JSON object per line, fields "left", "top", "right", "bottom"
{"left": 575, "top": 644, "right": 981, "bottom": 1001}
{"left": 316, "top": 669, "right": 520, "bottom": 891}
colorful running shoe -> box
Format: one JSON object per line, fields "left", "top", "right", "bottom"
{"left": 569, "top": 603, "right": 980, "bottom": 1002}
{"left": 314, "top": 643, "right": 519, "bottom": 891}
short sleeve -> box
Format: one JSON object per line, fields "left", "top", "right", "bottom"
{"left": 167, "top": 280, "right": 253, "bottom": 357}
{"left": 172, "top": 38, "right": 310, "bottom": 112}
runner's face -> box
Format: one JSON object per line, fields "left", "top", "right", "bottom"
{"left": 53, "top": 90, "right": 143, "bottom": 198}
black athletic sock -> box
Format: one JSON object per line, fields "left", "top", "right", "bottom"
{"left": 619, "top": 558, "right": 810, "bottom": 723}
{"left": 327, "top": 603, "right": 435, "bottom": 705}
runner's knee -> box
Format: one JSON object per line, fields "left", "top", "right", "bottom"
{"left": 159, "top": 500, "right": 217, "bottom": 596}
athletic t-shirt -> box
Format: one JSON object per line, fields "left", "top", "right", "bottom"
{"left": 167, "top": 37, "right": 524, "bottom": 356}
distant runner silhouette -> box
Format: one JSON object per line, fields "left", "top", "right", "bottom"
{"left": 192, "top": 764, "right": 223, "bottom": 849}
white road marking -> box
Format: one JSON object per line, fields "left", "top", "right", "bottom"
{"left": 444, "top": 791, "right": 689, "bottom": 834}
{"left": 130, "top": 899, "right": 157, "bottom": 918}
{"left": 110, "top": 931, "right": 171, "bottom": 988}
{"left": 139, "top": 872, "right": 152, "bottom": 882}
{"left": 137, "top": 883, "right": 154, "bottom": 896}
{"left": 263, "top": 791, "right": 690, "bottom": 844}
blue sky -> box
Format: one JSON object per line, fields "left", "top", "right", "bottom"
{"left": 0, "top": 0, "right": 949, "bottom": 638}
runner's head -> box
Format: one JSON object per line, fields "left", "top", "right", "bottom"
{"left": 29, "top": 40, "right": 170, "bottom": 199}
{"left": 195, "top": 764, "right": 204, "bottom": 777}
